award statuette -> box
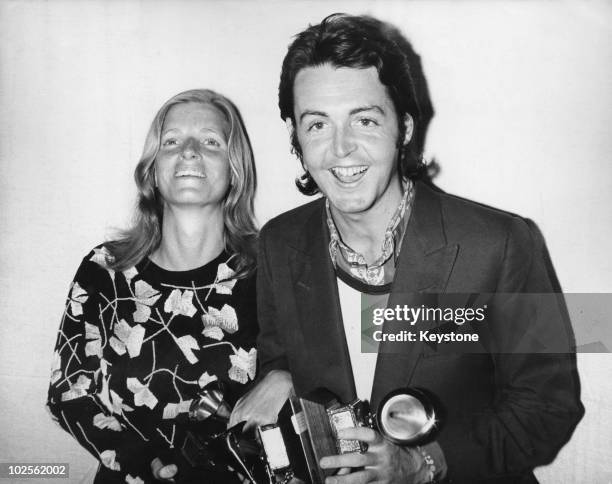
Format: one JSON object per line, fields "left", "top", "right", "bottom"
{"left": 257, "top": 387, "right": 439, "bottom": 484}
{"left": 180, "top": 382, "right": 439, "bottom": 483}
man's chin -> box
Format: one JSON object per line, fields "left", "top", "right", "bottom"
{"left": 326, "top": 195, "right": 372, "bottom": 216}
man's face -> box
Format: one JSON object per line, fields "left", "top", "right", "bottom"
{"left": 291, "top": 64, "right": 412, "bottom": 216}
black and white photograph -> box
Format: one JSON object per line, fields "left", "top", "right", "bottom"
{"left": 0, "top": 1, "right": 611, "bottom": 483}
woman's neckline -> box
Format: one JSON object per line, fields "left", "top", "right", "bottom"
{"left": 138, "top": 249, "right": 230, "bottom": 282}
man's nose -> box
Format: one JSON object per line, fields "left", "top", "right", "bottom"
{"left": 180, "top": 138, "right": 201, "bottom": 159}
{"left": 331, "top": 126, "right": 357, "bottom": 158}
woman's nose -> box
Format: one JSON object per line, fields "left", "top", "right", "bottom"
{"left": 331, "top": 127, "right": 357, "bottom": 158}
{"left": 180, "top": 138, "right": 201, "bottom": 159}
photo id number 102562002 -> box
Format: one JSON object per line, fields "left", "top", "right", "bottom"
{"left": 0, "top": 463, "right": 69, "bottom": 479}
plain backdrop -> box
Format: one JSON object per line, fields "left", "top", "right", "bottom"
{"left": 1, "top": 0, "right": 611, "bottom": 482}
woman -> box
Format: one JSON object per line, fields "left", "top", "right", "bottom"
{"left": 47, "top": 89, "right": 258, "bottom": 483}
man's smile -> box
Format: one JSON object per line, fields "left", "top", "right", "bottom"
{"left": 329, "top": 165, "right": 368, "bottom": 183}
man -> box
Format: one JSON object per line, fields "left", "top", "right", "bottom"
{"left": 231, "top": 13, "right": 583, "bottom": 483}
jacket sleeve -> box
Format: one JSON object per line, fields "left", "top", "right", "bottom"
{"left": 437, "top": 218, "right": 584, "bottom": 482}
{"left": 46, "top": 252, "right": 161, "bottom": 482}
{"left": 255, "top": 227, "right": 291, "bottom": 378}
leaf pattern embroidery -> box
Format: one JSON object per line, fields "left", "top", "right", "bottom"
{"left": 61, "top": 374, "right": 92, "bottom": 402}
{"left": 175, "top": 335, "right": 200, "bottom": 364}
{"left": 126, "top": 474, "right": 145, "bottom": 484}
{"left": 69, "top": 282, "right": 88, "bottom": 316}
{"left": 162, "top": 400, "right": 192, "bottom": 420}
{"left": 133, "top": 280, "right": 161, "bottom": 323}
{"left": 93, "top": 413, "right": 123, "bottom": 431}
{"left": 50, "top": 351, "right": 62, "bottom": 384}
{"left": 90, "top": 247, "right": 115, "bottom": 280}
{"left": 202, "top": 325, "right": 224, "bottom": 341}
{"left": 228, "top": 347, "right": 257, "bottom": 384}
{"left": 126, "top": 378, "right": 158, "bottom": 409}
{"left": 100, "top": 449, "right": 121, "bottom": 471}
{"left": 49, "top": 247, "right": 256, "bottom": 480}
{"left": 110, "top": 389, "right": 134, "bottom": 414}
{"left": 109, "top": 320, "right": 145, "bottom": 358}
{"left": 198, "top": 372, "right": 218, "bottom": 388}
{"left": 164, "top": 289, "right": 197, "bottom": 317}
{"left": 123, "top": 266, "right": 138, "bottom": 285}
{"left": 212, "top": 263, "right": 237, "bottom": 295}
{"left": 202, "top": 304, "right": 239, "bottom": 341}
{"left": 84, "top": 322, "right": 102, "bottom": 358}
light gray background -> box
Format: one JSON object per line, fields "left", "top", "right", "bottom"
{"left": 1, "top": 0, "right": 611, "bottom": 482}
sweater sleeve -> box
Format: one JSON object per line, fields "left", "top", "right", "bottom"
{"left": 47, "top": 250, "right": 160, "bottom": 482}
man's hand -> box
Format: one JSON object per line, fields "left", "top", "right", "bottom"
{"left": 150, "top": 457, "right": 177, "bottom": 482}
{"left": 319, "top": 427, "right": 430, "bottom": 484}
{"left": 229, "top": 369, "right": 294, "bottom": 431}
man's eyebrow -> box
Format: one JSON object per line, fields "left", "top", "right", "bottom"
{"left": 299, "top": 110, "right": 328, "bottom": 123}
{"left": 298, "top": 105, "right": 386, "bottom": 123}
{"left": 350, "top": 105, "right": 385, "bottom": 116}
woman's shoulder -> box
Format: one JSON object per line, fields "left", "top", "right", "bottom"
{"left": 70, "top": 244, "right": 121, "bottom": 293}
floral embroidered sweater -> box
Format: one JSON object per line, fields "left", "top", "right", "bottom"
{"left": 47, "top": 246, "right": 258, "bottom": 483}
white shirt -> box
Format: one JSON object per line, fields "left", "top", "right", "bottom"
{"left": 336, "top": 277, "right": 378, "bottom": 401}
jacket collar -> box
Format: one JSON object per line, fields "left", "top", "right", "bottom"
{"left": 286, "top": 182, "right": 459, "bottom": 405}
{"left": 371, "top": 182, "right": 459, "bottom": 406}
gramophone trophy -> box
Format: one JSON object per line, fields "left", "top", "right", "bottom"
{"left": 180, "top": 382, "right": 439, "bottom": 484}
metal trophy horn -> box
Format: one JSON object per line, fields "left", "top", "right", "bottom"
{"left": 181, "top": 381, "right": 267, "bottom": 483}
{"left": 188, "top": 381, "right": 231, "bottom": 423}
{"left": 375, "top": 388, "right": 437, "bottom": 445}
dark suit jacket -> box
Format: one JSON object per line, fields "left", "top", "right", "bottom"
{"left": 256, "top": 181, "right": 583, "bottom": 483}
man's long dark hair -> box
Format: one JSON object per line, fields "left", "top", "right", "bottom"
{"left": 278, "top": 13, "right": 429, "bottom": 195}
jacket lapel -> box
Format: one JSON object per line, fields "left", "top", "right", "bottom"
{"left": 287, "top": 200, "right": 357, "bottom": 403}
{"left": 371, "top": 183, "right": 459, "bottom": 408}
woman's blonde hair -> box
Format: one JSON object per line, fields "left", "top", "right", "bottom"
{"left": 106, "top": 89, "right": 258, "bottom": 277}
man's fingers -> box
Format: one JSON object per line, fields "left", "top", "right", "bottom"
{"left": 229, "top": 395, "right": 249, "bottom": 427}
{"left": 336, "top": 426, "right": 381, "bottom": 443}
{"left": 320, "top": 451, "right": 376, "bottom": 469}
{"left": 228, "top": 402, "right": 251, "bottom": 429}
{"left": 241, "top": 418, "right": 256, "bottom": 432}
{"left": 151, "top": 458, "right": 163, "bottom": 476}
{"left": 229, "top": 406, "right": 277, "bottom": 429}
{"left": 228, "top": 411, "right": 243, "bottom": 428}
{"left": 150, "top": 458, "right": 177, "bottom": 482}
{"left": 159, "top": 464, "right": 177, "bottom": 479}
{"left": 325, "top": 469, "right": 375, "bottom": 484}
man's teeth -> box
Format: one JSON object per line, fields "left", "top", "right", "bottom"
{"left": 330, "top": 166, "right": 368, "bottom": 177}
{"left": 175, "top": 169, "right": 206, "bottom": 178}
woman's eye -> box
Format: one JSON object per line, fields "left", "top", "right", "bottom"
{"left": 203, "top": 138, "right": 220, "bottom": 147}
{"left": 162, "top": 139, "right": 178, "bottom": 147}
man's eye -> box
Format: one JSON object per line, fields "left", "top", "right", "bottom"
{"left": 308, "top": 121, "right": 325, "bottom": 132}
{"left": 357, "top": 118, "right": 378, "bottom": 127}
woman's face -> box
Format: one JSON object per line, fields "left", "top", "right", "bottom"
{"left": 155, "top": 102, "right": 231, "bottom": 210}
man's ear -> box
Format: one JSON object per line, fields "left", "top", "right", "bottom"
{"left": 402, "top": 114, "right": 414, "bottom": 145}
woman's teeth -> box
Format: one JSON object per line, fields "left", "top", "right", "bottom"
{"left": 175, "top": 169, "right": 206, "bottom": 178}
